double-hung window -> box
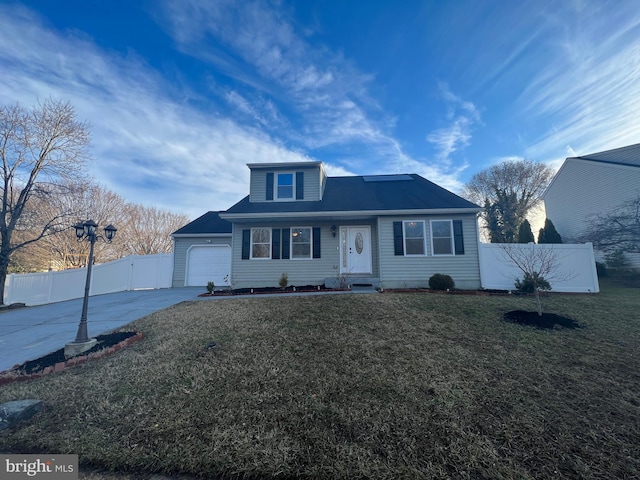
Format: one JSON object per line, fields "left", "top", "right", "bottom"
{"left": 403, "top": 220, "right": 426, "bottom": 255}
{"left": 276, "top": 173, "right": 294, "bottom": 200}
{"left": 251, "top": 228, "right": 271, "bottom": 259}
{"left": 291, "top": 227, "right": 312, "bottom": 259}
{"left": 431, "top": 220, "right": 454, "bottom": 255}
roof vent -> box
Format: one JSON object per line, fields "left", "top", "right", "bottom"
{"left": 362, "top": 174, "right": 413, "bottom": 182}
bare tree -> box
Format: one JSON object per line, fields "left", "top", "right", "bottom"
{"left": 119, "top": 203, "right": 189, "bottom": 256}
{"left": 581, "top": 194, "right": 640, "bottom": 254}
{"left": 13, "top": 185, "right": 188, "bottom": 270}
{"left": 20, "top": 183, "right": 126, "bottom": 270}
{"left": 0, "top": 99, "right": 90, "bottom": 303}
{"left": 498, "top": 243, "right": 574, "bottom": 316}
{"left": 462, "top": 159, "right": 555, "bottom": 242}
{"left": 8, "top": 186, "right": 84, "bottom": 272}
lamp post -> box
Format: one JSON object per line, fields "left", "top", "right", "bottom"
{"left": 64, "top": 220, "right": 117, "bottom": 357}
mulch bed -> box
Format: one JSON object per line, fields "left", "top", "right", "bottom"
{"left": 1, "top": 332, "right": 140, "bottom": 384}
{"left": 504, "top": 310, "right": 583, "bottom": 330}
{"left": 200, "top": 285, "right": 335, "bottom": 296}
{"left": 200, "top": 286, "right": 517, "bottom": 297}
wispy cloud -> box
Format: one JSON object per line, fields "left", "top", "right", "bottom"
{"left": 426, "top": 83, "right": 481, "bottom": 170}
{"left": 0, "top": 1, "right": 474, "bottom": 218}
{"left": 518, "top": 1, "right": 640, "bottom": 162}
{"left": 0, "top": 4, "right": 310, "bottom": 218}
{"left": 157, "top": 0, "right": 464, "bottom": 185}
{"left": 158, "top": 0, "right": 378, "bottom": 142}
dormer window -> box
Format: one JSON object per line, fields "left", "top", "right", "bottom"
{"left": 277, "top": 173, "right": 294, "bottom": 200}
{"left": 266, "top": 172, "right": 304, "bottom": 202}
{"left": 265, "top": 171, "right": 305, "bottom": 201}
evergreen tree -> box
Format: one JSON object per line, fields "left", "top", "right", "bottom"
{"left": 538, "top": 227, "right": 546, "bottom": 244}
{"left": 517, "top": 219, "right": 535, "bottom": 243}
{"left": 485, "top": 188, "right": 520, "bottom": 243}
{"left": 538, "top": 218, "right": 563, "bottom": 244}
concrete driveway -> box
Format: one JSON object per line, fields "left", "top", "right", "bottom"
{"left": 0, "top": 288, "right": 201, "bottom": 372}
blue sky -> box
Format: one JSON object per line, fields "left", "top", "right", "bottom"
{"left": 1, "top": 1, "right": 639, "bottom": 219}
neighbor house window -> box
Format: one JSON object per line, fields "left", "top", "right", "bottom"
{"left": 251, "top": 228, "right": 271, "bottom": 259}
{"left": 276, "top": 173, "right": 294, "bottom": 200}
{"left": 291, "top": 227, "right": 311, "bottom": 259}
{"left": 403, "top": 220, "right": 426, "bottom": 255}
{"left": 431, "top": 220, "right": 454, "bottom": 255}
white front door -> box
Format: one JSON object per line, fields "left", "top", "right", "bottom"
{"left": 340, "top": 226, "right": 372, "bottom": 274}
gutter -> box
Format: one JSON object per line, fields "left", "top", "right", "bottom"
{"left": 171, "top": 233, "right": 232, "bottom": 238}
{"left": 220, "top": 208, "right": 483, "bottom": 221}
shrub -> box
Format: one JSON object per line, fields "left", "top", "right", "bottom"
{"left": 514, "top": 272, "right": 551, "bottom": 293}
{"left": 429, "top": 273, "right": 455, "bottom": 291}
{"left": 595, "top": 262, "right": 608, "bottom": 278}
{"left": 278, "top": 273, "right": 288, "bottom": 289}
{"left": 206, "top": 281, "right": 215, "bottom": 294}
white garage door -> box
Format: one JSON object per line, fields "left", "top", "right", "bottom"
{"left": 186, "top": 245, "right": 231, "bottom": 287}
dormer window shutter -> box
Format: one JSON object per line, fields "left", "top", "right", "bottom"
{"left": 266, "top": 172, "right": 274, "bottom": 201}
{"left": 296, "top": 172, "right": 304, "bottom": 199}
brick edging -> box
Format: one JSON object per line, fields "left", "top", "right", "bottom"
{"left": 0, "top": 332, "right": 145, "bottom": 387}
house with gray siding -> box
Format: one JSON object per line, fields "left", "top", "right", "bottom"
{"left": 173, "top": 161, "right": 483, "bottom": 290}
{"left": 543, "top": 143, "right": 640, "bottom": 267}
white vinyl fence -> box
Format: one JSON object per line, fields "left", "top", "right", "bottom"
{"left": 479, "top": 243, "right": 599, "bottom": 293}
{"left": 4, "top": 254, "right": 173, "bottom": 306}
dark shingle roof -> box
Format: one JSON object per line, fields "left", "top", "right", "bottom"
{"left": 172, "top": 211, "right": 232, "bottom": 235}
{"left": 224, "top": 174, "right": 480, "bottom": 216}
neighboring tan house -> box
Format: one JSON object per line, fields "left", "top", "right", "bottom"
{"left": 543, "top": 143, "right": 640, "bottom": 267}
{"left": 173, "top": 161, "right": 483, "bottom": 290}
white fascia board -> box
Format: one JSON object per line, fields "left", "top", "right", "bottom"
{"left": 171, "top": 233, "right": 232, "bottom": 238}
{"left": 246, "top": 161, "right": 323, "bottom": 169}
{"left": 221, "top": 208, "right": 482, "bottom": 221}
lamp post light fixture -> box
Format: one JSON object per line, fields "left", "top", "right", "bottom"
{"left": 64, "top": 220, "right": 117, "bottom": 357}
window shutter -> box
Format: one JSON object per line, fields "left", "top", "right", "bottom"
{"left": 296, "top": 172, "right": 304, "bottom": 199}
{"left": 272, "top": 229, "right": 281, "bottom": 259}
{"left": 242, "top": 229, "right": 250, "bottom": 259}
{"left": 393, "top": 222, "right": 404, "bottom": 255}
{"left": 453, "top": 220, "right": 464, "bottom": 255}
{"left": 313, "top": 227, "right": 321, "bottom": 258}
{"left": 281, "top": 228, "right": 290, "bottom": 259}
{"left": 266, "top": 172, "right": 274, "bottom": 200}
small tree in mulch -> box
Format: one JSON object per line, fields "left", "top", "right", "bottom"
{"left": 279, "top": 273, "right": 288, "bottom": 290}
{"left": 499, "top": 243, "right": 574, "bottom": 316}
